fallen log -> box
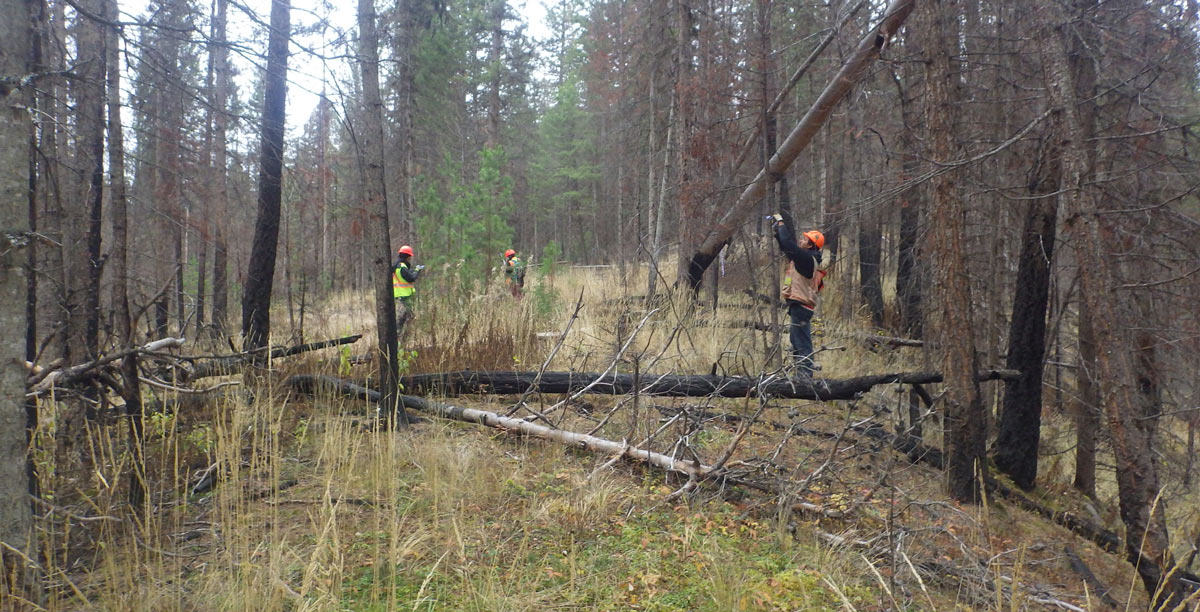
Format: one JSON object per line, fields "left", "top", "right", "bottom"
{"left": 287, "top": 375, "right": 717, "bottom": 481}
{"left": 852, "top": 333, "right": 925, "bottom": 349}
{"left": 185, "top": 334, "right": 363, "bottom": 381}
{"left": 394, "top": 369, "right": 1019, "bottom": 400}
{"left": 29, "top": 337, "right": 185, "bottom": 393}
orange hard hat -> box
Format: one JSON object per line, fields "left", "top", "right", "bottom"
{"left": 505, "top": 249, "right": 516, "bottom": 258}
{"left": 802, "top": 231, "right": 825, "bottom": 250}
{"left": 397, "top": 245, "right": 414, "bottom": 256}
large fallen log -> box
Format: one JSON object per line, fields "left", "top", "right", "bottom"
{"left": 185, "top": 334, "right": 363, "bottom": 381}
{"left": 394, "top": 369, "right": 1019, "bottom": 400}
{"left": 287, "top": 375, "right": 716, "bottom": 481}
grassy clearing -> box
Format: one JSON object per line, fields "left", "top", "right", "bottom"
{"left": 23, "top": 262, "right": 1192, "bottom": 611}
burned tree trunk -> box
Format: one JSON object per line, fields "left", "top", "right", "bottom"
{"left": 373, "top": 369, "right": 1018, "bottom": 400}
{"left": 241, "top": 0, "right": 291, "bottom": 352}
{"left": 992, "top": 131, "right": 1059, "bottom": 491}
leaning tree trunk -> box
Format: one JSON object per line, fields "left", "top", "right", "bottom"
{"left": 356, "top": 0, "right": 406, "bottom": 426}
{"left": 992, "top": 130, "right": 1059, "bottom": 491}
{"left": 683, "top": 0, "right": 914, "bottom": 291}
{"left": 1, "top": 0, "right": 37, "bottom": 595}
{"left": 242, "top": 0, "right": 291, "bottom": 352}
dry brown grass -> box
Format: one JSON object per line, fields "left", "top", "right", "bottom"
{"left": 21, "top": 262, "right": 1198, "bottom": 611}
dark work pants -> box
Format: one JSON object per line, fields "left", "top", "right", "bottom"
{"left": 787, "top": 301, "right": 815, "bottom": 376}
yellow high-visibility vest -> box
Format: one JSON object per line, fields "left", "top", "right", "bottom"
{"left": 393, "top": 263, "right": 415, "bottom": 298}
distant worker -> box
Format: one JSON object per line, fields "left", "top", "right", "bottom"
{"left": 771, "top": 215, "right": 827, "bottom": 377}
{"left": 392, "top": 245, "right": 423, "bottom": 328}
{"left": 503, "top": 248, "right": 526, "bottom": 298}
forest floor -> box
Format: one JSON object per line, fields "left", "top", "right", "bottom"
{"left": 31, "top": 261, "right": 1198, "bottom": 611}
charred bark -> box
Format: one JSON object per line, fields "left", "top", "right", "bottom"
{"left": 374, "top": 369, "right": 1019, "bottom": 400}
{"left": 241, "top": 0, "right": 290, "bottom": 352}
{"left": 992, "top": 133, "right": 1059, "bottom": 491}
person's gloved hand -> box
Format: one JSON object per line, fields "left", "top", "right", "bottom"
{"left": 416, "top": 265, "right": 426, "bottom": 271}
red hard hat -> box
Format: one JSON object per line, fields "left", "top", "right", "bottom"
{"left": 397, "top": 245, "right": 414, "bottom": 256}
{"left": 802, "top": 231, "right": 825, "bottom": 250}
{"left": 505, "top": 249, "right": 516, "bottom": 258}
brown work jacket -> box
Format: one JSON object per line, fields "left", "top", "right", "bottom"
{"left": 781, "top": 260, "right": 825, "bottom": 309}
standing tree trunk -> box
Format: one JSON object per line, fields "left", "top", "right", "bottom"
{"left": 242, "top": 0, "right": 291, "bottom": 351}
{"left": 1038, "top": 0, "right": 1183, "bottom": 604}
{"left": 858, "top": 209, "right": 884, "bottom": 328}
{"left": 1, "top": 0, "right": 37, "bottom": 595}
{"left": 70, "top": 0, "right": 107, "bottom": 363}
{"left": 992, "top": 132, "right": 1059, "bottom": 491}
{"left": 209, "top": 0, "right": 230, "bottom": 336}
{"left": 357, "top": 0, "right": 406, "bottom": 426}
{"left": 891, "top": 66, "right": 923, "bottom": 338}
{"left": 924, "top": 0, "right": 985, "bottom": 504}
{"left": 1073, "top": 296, "right": 1098, "bottom": 497}
{"left": 485, "top": 0, "right": 504, "bottom": 149}
{"left": 104, "top": 0, "right": 146, "bottom": 509}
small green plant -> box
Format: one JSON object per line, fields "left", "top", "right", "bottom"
{"left": 531, "top": 282, "right": 560, "bottom": 321}
{"left": 338, "top": 338, "right": 350, "bottom": 376}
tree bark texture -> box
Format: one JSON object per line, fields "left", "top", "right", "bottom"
{"left": 356, "top": 0, "right": 405, "bottom": 425}
{"left": 923, "top": 0, "right": 985, "bottom": 504}
{"left": 1, "top": 0, "right": 36, "bottom": 588}
{"left": 683, "top": 0, "right": 914, "bottom": 291}
{"left": 992, "top": 132, "right": 1059, "bottom": 491}
{"left": 1038, "top": 0, "right": 1182, "bottom": 604}
{"left": 242, "top": 0, "right": 291, "bottom": 351}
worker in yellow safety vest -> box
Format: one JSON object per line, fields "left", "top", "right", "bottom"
{"left": 392, "top": 245, "right": 423, "bottom": 327}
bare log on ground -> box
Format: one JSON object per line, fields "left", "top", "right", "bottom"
{"left": 392, "top": 369, "right": 1018, "bottom": 400}
{"left": 286, "top": 375, "right": 717, "bottom": 481}
{"left": 185, "top": 334, "right": 362, "bottom": 381}
{"left": 851, "top": 333, "right": 925, "bottom": 349}
{"left": 29, "top": 337, "right": 186, "bottom": 393}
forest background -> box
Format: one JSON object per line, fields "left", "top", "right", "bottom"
{"left": 3, "top": 0, "right": 1200, "bottom": 608}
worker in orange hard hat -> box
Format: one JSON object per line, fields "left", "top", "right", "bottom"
{"left": 392, "top": 245, "right": 424, "bottom": 329}
{"left": 770, "top": 215, "right": 827, "bottom": 377}
{"left": 502, "top": 248, "right": 526, "bottom": 299}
